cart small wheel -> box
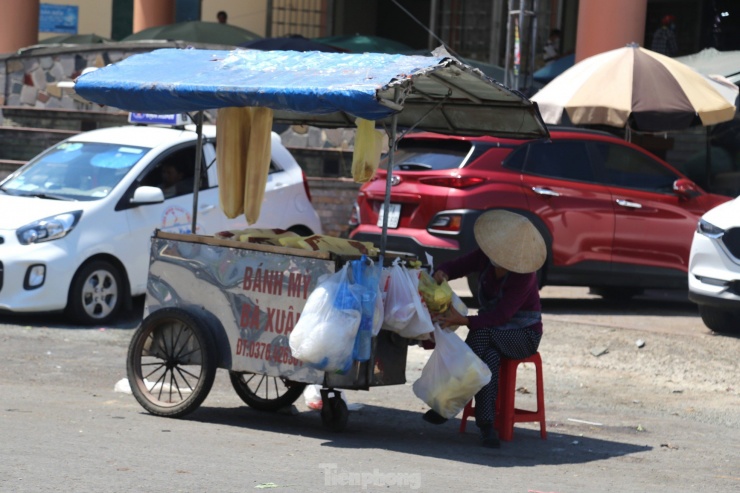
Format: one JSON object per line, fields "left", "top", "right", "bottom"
{"left": 127, "top": 307, "right": 217, "bottom": 418}
{"left": 321, "top": 395, "right": 349, "bottom": 432}
{"left": 229, "top": 372, "right": 307, "bottom": 411}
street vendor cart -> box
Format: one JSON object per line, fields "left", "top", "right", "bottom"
{"left": 74, "top": 47, "right": 548, "bottom": 431}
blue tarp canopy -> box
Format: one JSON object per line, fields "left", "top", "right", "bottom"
{"left": 75, "top": 48, "right": 548, "bottom": 139}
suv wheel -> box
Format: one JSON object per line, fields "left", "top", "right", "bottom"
{"left": 698, "top": 305, "right": 739, "bottom": 334}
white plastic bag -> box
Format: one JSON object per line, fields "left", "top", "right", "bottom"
{"left": 446, "top": 291, "right": 469, "bottom": 332}
{"left": 382, "top": 260, "right": 416, "bottom": 331}
{"left": 394, "top": 268, "right": 435, "bottom": 339}
{"left": 303, "top": 384, "right": 324, "bottom": 410}
{"left": 412, "top": 324, "right": 492, "bottom": 419}
{"left": 372, "top": 283, "right": 384, "bottom": 336}
{"left": 289, "top": 265, "right": 361, "bottom": 372}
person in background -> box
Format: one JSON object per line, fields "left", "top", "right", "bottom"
{"left": 543, "top": 28, "right": 562, "bottom": 65}
{"left": 651, "top": 14, "right": 678, "bottom": 56}
{"left": 424, "top": 210, "right": 547, "bottom": 448}
{"left": 217, "top": 11, "right": 228, "bottom": 24}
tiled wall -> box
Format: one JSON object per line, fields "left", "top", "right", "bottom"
{"left": 1, "top": 50, "right": 128, "bottom": 120}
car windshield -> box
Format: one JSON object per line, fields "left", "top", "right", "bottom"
{"left": 381, "top": 140, "right": 473, "bottom": 171}
{"left": 0, "top": 141, "right": 149, "bottom": 200}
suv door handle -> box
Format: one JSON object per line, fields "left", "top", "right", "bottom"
{"left": 616, "top": 199, "right": 642, "bottom": 209}
{"left": 532, "top": 186, "right": 560, "bottom": 197}
{"left": 199, "top": 204, "right": 216, "bottom": 212}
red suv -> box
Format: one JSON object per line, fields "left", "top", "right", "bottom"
{"left": 349, "top": 128, "right": 732, "bottom": 298}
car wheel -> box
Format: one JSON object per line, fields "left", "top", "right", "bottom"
{"left": 67, "top": 259, "right": 124, "bottom": 325}
{"left": 589, "top": 287, "right": 644, "bottom": 301}
{"left": 698, "top": 305, "right": 739, "bottom": 334}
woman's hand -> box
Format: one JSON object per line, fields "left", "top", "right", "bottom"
{"left": 434, "top": 304, "right": 468, "bottom": 330}
{"left": 433, "top": 270, "right": 448, "bottom": 284}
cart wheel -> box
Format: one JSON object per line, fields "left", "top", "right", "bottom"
{"left": 127, "top": 308, "right": 217, "bottom": 418}
{"left": 320, "top": 393, "right": 349, "bottom": 432}
{"left": 229, "top": 372, "right": 306, "bottom": 411}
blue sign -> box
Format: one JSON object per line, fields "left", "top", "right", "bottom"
{"left": 128, "top": 113, "right": 191, "bottom": 126}
{"left": 39, "top": 4, "right": 78, "bottom": 34}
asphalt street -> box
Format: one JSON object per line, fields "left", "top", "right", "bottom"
{"left": 0, "top": 284, "right": 738, "bottom": 493}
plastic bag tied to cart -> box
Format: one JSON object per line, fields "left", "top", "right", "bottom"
{"left": 350, "top": 256, "right": 382, "bottom": 362}
{"left": 289, "top": 256, "right": 382, "bottom": 373}
{"left": 381, "top": 259, "right": 436, "bottom": 339}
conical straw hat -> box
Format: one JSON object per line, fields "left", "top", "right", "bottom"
{"left": 473, "top": 210, "right": 546, "bottom": 274}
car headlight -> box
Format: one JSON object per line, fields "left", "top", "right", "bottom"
{"left": 16, "top": 211, "right": 82, "bottom": 245}
{"left": 697, "top": 218, "right": 724, "bottom": 239}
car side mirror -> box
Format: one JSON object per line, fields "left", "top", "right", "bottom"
{"left": 130, "top": 186, "right": 165, "bottom": 205}
{"left": 673, "top": 178, "right": 701, "bottom": 199}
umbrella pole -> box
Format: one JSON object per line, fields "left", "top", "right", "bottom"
{"left": 190, "top": 110, "right": 204, "bottom": 234}
{"left": 380, "top": 88, "right": 401, "bottom": 258}
{"left": 705, "top": 126, "right": 713, "bottom": 191}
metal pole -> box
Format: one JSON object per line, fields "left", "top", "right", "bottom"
{"left": 190, "top": 110, "right": 204, "bottom": 234}
{"left": 705, "top": 126, "right": 713, "bottom": 191}
{"left": 529, "top": 0, "right": 538, "bottom": 91}
{"left": 428, "top": 0, "right": 439, "bottom": 51}
{"left": 380, "top": 87, "right": 401, "bottom": 257}
{"left": 504, "top": 0, "right": 513, "bottom": 87}
{"left": 325, "top": 0, "right": 334, "bottom": 36}
{"left": 490, "top": 0, "right": 503, "bottom": 66}
{"left": 266, "top": 0, "right": 273, "bottom": 37}
{"left": 517, "top": 1, "right": 524, "bottom": 91}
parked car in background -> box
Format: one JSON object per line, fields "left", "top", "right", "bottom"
{"left": 0, "top": 121, "right": 322, "bottom": 325}
{"left": 350, "top": 127, "right": 731, "bottom": 298}
{"left": 688, "top": 196, "right": 740, "bottom": 334}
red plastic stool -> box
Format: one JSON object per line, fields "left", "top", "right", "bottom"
{"left": 459, "top": 352, "right": 546, "bottom": 441}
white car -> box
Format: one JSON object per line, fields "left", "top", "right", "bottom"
{"left": 688, "top": 196, "right": 740, "bottom": 334}
{"left": 0, "top": 123, "right": 322, "bottom": 325}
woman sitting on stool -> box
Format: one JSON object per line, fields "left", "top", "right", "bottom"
{"left": 425, "top": 210, "right": 547, "bottom": 448}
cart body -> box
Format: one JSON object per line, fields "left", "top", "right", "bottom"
{"left": 143, "top": 231, "right": 407, "bottom": 389}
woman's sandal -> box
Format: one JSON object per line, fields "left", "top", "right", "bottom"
{"left": 479, "top": 426, "right": 501, "bottom": 448}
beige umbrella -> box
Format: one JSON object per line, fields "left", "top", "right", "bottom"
{"left": 531, "top": 44, "right": 737, "bottom": 132}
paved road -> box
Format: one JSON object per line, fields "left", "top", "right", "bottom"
{"left": 0, "top": 286, "right": 737, "bottom": 493}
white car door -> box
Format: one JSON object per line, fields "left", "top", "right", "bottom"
{"left": 120, "top": 141, "right": 229, "bottom": 294}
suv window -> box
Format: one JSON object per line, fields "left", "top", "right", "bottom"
{"left": 503, "top": 145, "right": 527, "bottom": 171}
{"left": 523, "top": 141, "right": 596, "bottom": 182}
{"left": 592, "top": 142, "right": 677, "bottom": 193}
{"left": 383, "top": 140, "right": 473, "bottom": 171}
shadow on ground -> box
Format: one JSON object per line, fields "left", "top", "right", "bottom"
{"left": 180, "top": 403, "right": 651, "bottom": 467}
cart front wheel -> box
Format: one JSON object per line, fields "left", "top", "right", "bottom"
{"left": 127, "top": 308, "right": 217, "bottom": 418}
{"left": 229, "top": 372, "right": 306, "bottom": 411}
{"left": 320, "top": 391, "right": 349, "bottom": 432}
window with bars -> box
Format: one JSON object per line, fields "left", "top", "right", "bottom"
{"left": 268, "top": 0, "right": 329, "bottom": 38}
{"left": 438, "top": 0, "right": 494, "bottom": 61}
